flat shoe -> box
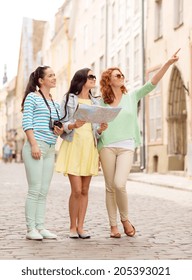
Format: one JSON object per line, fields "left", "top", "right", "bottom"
{"left": 78, "top": 232, "right": 91, "bottom": 239}
{"left": 39, "top": 229, "right": 57, "bottom": 239}
{"left": 26, "top": 229, "right": 43, "bottom": 240}
{"left": 69, "top": 232, "right": 79, "bottom": 239}
{"left": 110, "top": 232, "right": 121, "bottom": 238}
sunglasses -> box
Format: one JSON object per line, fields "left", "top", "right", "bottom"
{"left": 87, "top": 74, "right": 96, "bottom": 80}
{"left": 113, "top": 74, "right": 125, "bottom": 79}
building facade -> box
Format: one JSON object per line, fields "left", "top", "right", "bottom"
{"left": 0, "top": 86, "right": 8, "bottom": 159}
{"left": 145, "top": 0, "right": 192, "bottom": 175}
{"left": 14, "top": 17, "right": 46, "bottom": 161}
{"left": 1, "top": 0, "right": 192, "bottom": 177}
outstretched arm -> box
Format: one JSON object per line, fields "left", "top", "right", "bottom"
{"left": 151, "top": 48, "right": 180, "bottom": 85}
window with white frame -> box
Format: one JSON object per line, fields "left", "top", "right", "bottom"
{"left": 148, "top": 71, "right": 162, "bottom": 142}
{"left": 134, "top": 0, "right": 139, "bottom": 14}
{"left": 112, "top": 2, "right": 116, "bottom": 39}
{"left": 125, "top": 0, "right": 131, "bottom": 22}
{"left": 100, "top": 5, "right": 105, "bottom": 38}
{"left": 92, "top": 15, "right": 96, "bottom": 45}
{"left": 154, "top": 0, "right": 162, "bottom": 40}
{"left": 111, "top": 56, "right": 115, "bottom": 67}
{"left": 174, "top": 0, "right": 183, "bottom": 28}
{"left": 91, "top": 62, "right": 95, "bottom": 74}
{"left": 100, "top": 55, "right": 104, "bottom": 74}
{"left": 134, "top": 34, "right": 140, "bottom": 79}
{"left": 125, "top": 42, "right": 130, "bottom": 81}
{"left": 118, "top": 0, "right": 124, "bottom": 30}
{"left": 73, "top": 38, "right": 76, "bottom": 63}
{"left": 117, "top": 50, "right": 122, "bottom": 69}
{"left": 84, "top": 25, "right": 88, "bottom": 51}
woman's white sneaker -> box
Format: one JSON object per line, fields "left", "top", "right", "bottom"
{"left": 38, "top": 229, "right": 57, "bottom": 239}
{"left": 26, "top": 229, "right": 43, "bottom": 240}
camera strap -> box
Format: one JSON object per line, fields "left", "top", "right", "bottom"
{"left": 39, "top": 90, "right": 79, "bottom": 123}
{"left": 39, "top": 90, "right": 60, "bottom": 121}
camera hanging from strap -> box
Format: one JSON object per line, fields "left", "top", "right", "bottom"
{"left": 38, "top": 89, "right": 60, "bottom": 120}
{"left": 39, "top": 90, "right": 79, "bottom": 125}
{"left": 38, "top": 89, "right": 64, "bottom": 129}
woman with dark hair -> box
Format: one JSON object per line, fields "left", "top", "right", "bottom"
{"left": 55, "top": 68, "right": 108, "bottom": 239}
{"left": 22, "top": 66, "right": 64, "bottom": 240}
{"left": 98, "top": 50, "right": 180, "bottom": 238}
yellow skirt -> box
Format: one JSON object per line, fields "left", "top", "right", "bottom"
{"left": 55, "top": 122, "right": 99, "bottom": 176}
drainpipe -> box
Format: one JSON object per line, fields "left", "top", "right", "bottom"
{"left": 105, "top": 0, "right": 108, "bottom": 68}
{"left": 140, "top": 0, "right": 146, "bottom": 170}
{"left": 64, "top": 0, "right": 79, "bottom": 86}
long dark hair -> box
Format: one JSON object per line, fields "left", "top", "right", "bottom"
{"left": 21, "top": 65, "right": 50, "bottom": 112}
{"left": 63, "top": 68, "right": 93, "bottom": 119}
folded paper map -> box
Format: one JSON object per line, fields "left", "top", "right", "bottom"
{"left": 74, "top": 104, "right": 122, "bottom": 123}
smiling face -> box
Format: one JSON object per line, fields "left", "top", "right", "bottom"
{"left": 39, "top": 67, "right": 56, "bottom": 89}
{"left": 110, "top": 69, "right": 125, "bottom": 88}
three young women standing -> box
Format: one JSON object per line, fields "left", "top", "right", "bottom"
{"left": 22, "top": 50, "right": 179, "bottom": 241}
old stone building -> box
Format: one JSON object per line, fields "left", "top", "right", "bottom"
{"left": 0, "top": 86, "right": 8, "bottom": 159}
{"left": 14, "top": 18, "right": 46, "bottom": 161}
{"left": 145, "top": 0, "right": 192, "bottom": 175}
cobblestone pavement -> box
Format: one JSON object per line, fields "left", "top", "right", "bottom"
{"left": 0, "top": 162, "right": 192, "bottom": 260}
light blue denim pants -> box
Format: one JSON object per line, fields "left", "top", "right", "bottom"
{"left": 22, "top": 140, "right": 55, "bottom": 231}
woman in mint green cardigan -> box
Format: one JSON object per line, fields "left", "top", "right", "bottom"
{"left": 98, "top": 50, "right": 180, "bottom": 238}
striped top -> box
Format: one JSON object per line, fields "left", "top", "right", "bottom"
{"left": 22, "top": 92, "right": 60, "bottom": 145}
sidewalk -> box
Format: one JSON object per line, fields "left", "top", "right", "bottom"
{"left": 128, "top": 172, "right": 192, "bottom": 192}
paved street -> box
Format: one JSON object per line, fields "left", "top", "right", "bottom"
{"left": 0, "top": 162, "right": 192, "bottom": 260}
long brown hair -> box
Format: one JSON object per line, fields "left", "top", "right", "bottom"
{"left": 100, "top": 67, "right": 127, "bottom": 104}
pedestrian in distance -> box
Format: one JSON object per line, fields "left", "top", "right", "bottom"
{"left": 2, "top": 142, "right": 12, "bottom": 163}
{"left": 98, "top": 49, "right": 180, "bottom": 238}
{"left": 21, "top": 65, "right": 64, "bottom": 240}
{"left": 55, "top": 68, "right": 108, "bottom": 239}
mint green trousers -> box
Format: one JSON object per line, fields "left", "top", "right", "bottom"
{"left": 22, "top": 141, "right": 55, "bottom": 231}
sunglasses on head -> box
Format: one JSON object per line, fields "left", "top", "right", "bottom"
{"left": 87, "top": 74, "right": 96, "bottom": 80}
{"left": 113, "top": 73, "right": 125, "bottom": 79}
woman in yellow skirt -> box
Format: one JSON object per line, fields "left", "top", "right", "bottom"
{"left": 55, "top": 68, "right": 108, "bottom": 239}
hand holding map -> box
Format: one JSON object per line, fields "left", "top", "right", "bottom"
{"left": 74, "top": 104, "right": 122, "bottom": 123}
